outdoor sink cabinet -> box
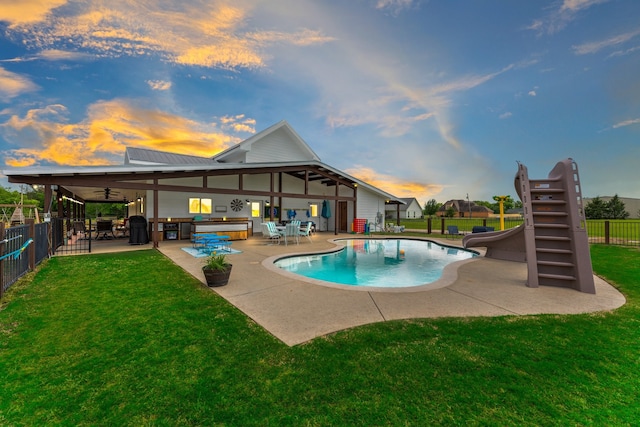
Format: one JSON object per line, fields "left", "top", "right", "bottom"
{"left": 147, "top": 217, "right": 251, "bottom": 241}
{"left": 190, "top": 218, "right": 251, "bottom": 241}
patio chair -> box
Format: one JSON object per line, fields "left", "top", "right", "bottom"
{"left": 96, "top": 220, "right": 115, "bottom": 240}
{"left": 72, "top": 221, "right": 90, "bottom": 240}
{"left": 283, "top": 222, "right": 299, "bottom": 245}
{"left": 446, "top": 225, "right": 462, "bottom": 238}
{"left": 298, "top": 221, "right": 313, "bottom": 243}
{"left": 113, "top": 218, "right": 129, "bottom": 238}
{"left": 262, "top": 222, "right": 281, "bottom": 245}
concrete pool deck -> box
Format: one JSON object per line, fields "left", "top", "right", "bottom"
{"left": 154, "top": 234, "right": 626, "bottom": 346}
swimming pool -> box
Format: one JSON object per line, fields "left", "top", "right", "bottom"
{"left": 274, "top": 239, "right": 477, "bottom": 288}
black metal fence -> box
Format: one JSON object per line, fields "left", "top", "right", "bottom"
{"left": 52, "top": 217, "right": 92, "bottom": 255}
{"left": 417, "top": 218, "right": 640, "bottom": 246}
{"left": 0, "top": 220, "right": 50, "bottom": 299}
{"left": 0, "top": 217, "right": 95, "bottom": 299}
{"left": 587, "top": 220, "right": 640, "bottom": 246}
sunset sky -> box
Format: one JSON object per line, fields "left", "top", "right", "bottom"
{"left": 1, "top": 0, "right": 639, "bottom": 205}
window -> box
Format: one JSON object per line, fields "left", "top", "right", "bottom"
{"left": 189, "top": 198, "right": 212, "bottom": 214}
{"left": 250, "top": 202, "right": 261, "bottom": 218}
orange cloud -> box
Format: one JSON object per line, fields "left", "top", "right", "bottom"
{"left": 8, "top": 2, "right": 333, "bottom": 70}
{"left": 0, "top": 0, "right": 67, "bottom": 27}
{"left": 346, "top": 166, "right": 444, "bottom": 205}
{"left": 219, "top": 114, "right": 256, "bottom": 133}
{"left": 1, "top": 99, "right": 250, "bottom": 167}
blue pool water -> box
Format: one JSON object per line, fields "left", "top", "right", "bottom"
{"left": 274, "top": 239, "right": 477, "bottom": 288}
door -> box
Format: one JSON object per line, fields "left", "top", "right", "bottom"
{"left": 339, "top": 201, "right": 348, "bottom": 233}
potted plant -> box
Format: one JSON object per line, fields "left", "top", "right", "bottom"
{"left": 202, "top": 252, "right": 232, "bottom": 287}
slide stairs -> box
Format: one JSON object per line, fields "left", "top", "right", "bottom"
{"left": 465, "top": 158, "right": 595, "bottom": 293}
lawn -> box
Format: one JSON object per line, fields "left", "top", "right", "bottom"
{"left": 1, "top": 247, "right": 639, "bottom": 425}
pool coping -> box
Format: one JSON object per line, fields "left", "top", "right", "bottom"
{"left": 157, "top": 234, "right": 627, "bottom": 347}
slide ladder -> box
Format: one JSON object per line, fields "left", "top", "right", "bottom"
{"left": 520, "top": 159, "right": 594, "bottom": 293}
{"left": 465, "top": 158, "right": 595, "bottom": 293}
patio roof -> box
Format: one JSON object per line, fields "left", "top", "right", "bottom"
{"left": 4, "top": 159, "right": 403, "bottom": 205}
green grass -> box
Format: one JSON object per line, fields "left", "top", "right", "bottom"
{"left": 1, "top": 247, "right": 639, "bottom": 425}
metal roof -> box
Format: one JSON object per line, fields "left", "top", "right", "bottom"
{"left": 125, "top": 147, "right": 216, "bottom": 165}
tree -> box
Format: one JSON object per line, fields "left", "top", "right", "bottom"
{"left": 423, "top": 199, "right": 441, "bottom": 217}
{"left": 0, "top": 185, "right": 41, "bottom": 208}
{"left": 445, "top": 206, "right": 456, "bottom": 218}
{"left": 492, "top": 195, "right": 515, "bottom": 212}
{"left": 584, "top": 196, "right": 608, "bottom": 219}
{"left": 585, "top": 195, "right": 628, "bottom": 219}
{"left": 606, "top": 194, "right": 629, "bottom": 219}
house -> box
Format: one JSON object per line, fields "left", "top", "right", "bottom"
{"left": 3, "top": 120, "right": 403, "bottom": 246}
{"left": 437, "top": 199, "right": 493, "bottom": 218}
{"left": 385, "top": 197, "right": 422, "bottom": 219}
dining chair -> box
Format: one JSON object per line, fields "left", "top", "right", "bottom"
{"left": 298, "top": 221, "right": 313, "bottom": 243}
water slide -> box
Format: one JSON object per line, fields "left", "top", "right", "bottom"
{"left": 463, "top": 158, "right": 595, "bottom": 293}
{"left": 462, "top": 224, "right": 526, "bottom": 262}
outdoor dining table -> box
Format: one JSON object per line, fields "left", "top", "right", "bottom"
{"left": 275, "top": 223, "right": 300, "bottom": 245}
{"left": 192, "top": 233, "right": 231, "bottom": 253}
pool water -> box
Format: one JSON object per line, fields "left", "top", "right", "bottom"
{"left": 274, "top": 239, "right": 477, "bottom": 288}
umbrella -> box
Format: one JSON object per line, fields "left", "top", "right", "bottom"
{"left": 321, "top": 200, "right": 331, "bottom": 219}
{"left": 321, "top": 200, "right": 331, "bottom": 231}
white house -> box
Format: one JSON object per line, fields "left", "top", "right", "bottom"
{"left": 4, "top": 120, "right": 403, "bottom": 246}
{"left": 385, "top": 197, "right": 422, "bottom": 219}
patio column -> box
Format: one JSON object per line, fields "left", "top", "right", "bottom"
{"left": 153, "top": 186, "right": 159, "bottom": 248}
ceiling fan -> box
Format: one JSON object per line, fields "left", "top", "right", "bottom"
{"left": 93, "top": 187, "right": 121, "bottom": 200}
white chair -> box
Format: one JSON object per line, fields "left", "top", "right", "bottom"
{"left": 283, "top": 222, "right": 299, "bottom": 245}
{"left": 298, "top": 221, "right": 313, "bottom": 243}
{"left": 262, "top": 222, "right": 281, "bottom": 245}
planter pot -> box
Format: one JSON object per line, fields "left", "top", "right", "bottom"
{"left": 202, "top": 265, "right": 232, "bottom": 287}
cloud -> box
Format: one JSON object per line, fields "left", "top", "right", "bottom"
{"left": 528, "top": 90, "right": 537, "bottom": 96}
{"left": 612, "top": 118, "right": 640, "bottom": 129}
{"left": 3, "top": 1, "right": 333, "bottom": 71}
{"left": 324, "top": 62, "right": 518, "bottom": 149}
{"left": 375, "top": 0, "right": 420, "bottom": 14}
{"left": 0, "top": 0, "right": 67, "bottom": 27}
{"left": 146, "top": 80, "right": 172, "bottom": 91}
{"left": 346, "top": 165, "right": 444, "bottom": 203}
{"left": 572, "top": 29, "right": 640, "bottom": 55}
{"left": 0, "top": 67, "right": 39, "bottom": 101}
{"left": 39, "top": 49, "right": 91, "bottom": 61}
{"left": 219, "top": 114, "right": 256, "bottom": 133}
{"left": 1, "top": 99, "right": 248, "bottom": 167}
{"left": 560, "top": 0, "right": 609, "bottom": 12}
{"left": 0, "top": 49, "right": 91, "bottom": 63}
{"left": 527, "top": 0, "right": 611, "bottom": 35}
{"left": 499, "top": 112, "right": 512, "bottom": 119}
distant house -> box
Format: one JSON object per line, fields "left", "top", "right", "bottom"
{"left": 385, "top": 197, "right": 423, "bottom": 219}
{"left": 437, "top": 199, "right": 493, "bottom": 218}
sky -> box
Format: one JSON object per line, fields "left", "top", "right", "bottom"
{"left": 0, "top": 0, "right": 639, "bottom": 206}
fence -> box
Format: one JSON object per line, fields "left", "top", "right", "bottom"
{"left": 51, "top": 217, "right": 92, "bottom": 255}
{"left": 412, "top": 218, "right": 640, "bottom": 246}
{"left": 0, "top": 220, "right": 50, "bottom": 299}
{"left": 0, "top": 217, "right": 96, "bottom": 298}
{"left": 586, "top": 220, "right": 640, "bottom": 246}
